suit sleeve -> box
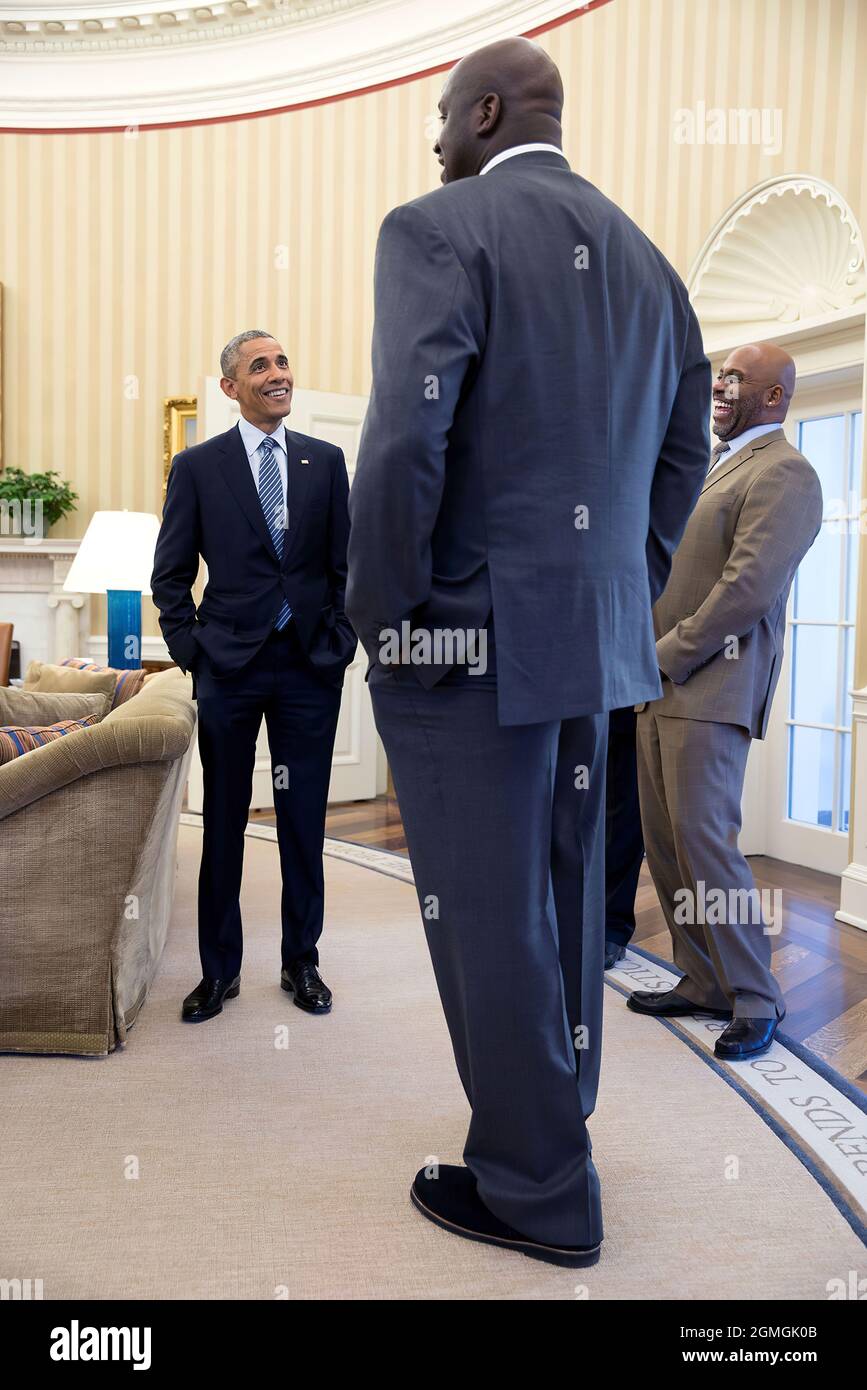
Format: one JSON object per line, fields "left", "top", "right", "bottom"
{"left": 345, "top": 202, "right": 486, "bottom": 659}
{"left": 646, "top": 307, "right": 711, "bottom": 604}
{"left": 150, "top": 453, "right": 202, "bottom": 674}
{"left": 656, "top": 455, "right": 823, "bottom": 684}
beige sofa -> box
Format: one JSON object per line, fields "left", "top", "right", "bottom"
{"left": 0, "top": 668, "right": 196, "bottom": 1055}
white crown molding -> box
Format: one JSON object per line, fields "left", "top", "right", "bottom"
{"left": 688, "top": 175, "right": 866, "bottom": 352}
{"left": 0, "top": 0, "right": 365, "bottom": 52}
{"left": 0, "top": 0, "right": 592, "bottom": 129}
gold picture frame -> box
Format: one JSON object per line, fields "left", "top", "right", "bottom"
{"left": 163, "top": 396, "right": 197, "bottom": 496}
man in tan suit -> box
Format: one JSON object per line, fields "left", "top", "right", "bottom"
{"left": 628, "top": 342, "right": 823, "bottom": 1059}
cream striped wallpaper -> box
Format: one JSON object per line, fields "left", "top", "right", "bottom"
{"left": 1, "top": 0, "right": 866, "bottom": 629}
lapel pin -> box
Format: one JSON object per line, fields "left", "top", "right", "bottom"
{"left": 301, "top": 458, "right": 310, "bottom": 466}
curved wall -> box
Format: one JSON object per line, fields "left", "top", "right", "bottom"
{"left": 0, "top": 0, "right": 864, "bottom": 572}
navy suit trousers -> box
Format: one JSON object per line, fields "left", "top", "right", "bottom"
{"left": 194, "top": 623, "right": 341, "bottom": 980}
{"left": 372, "top": 670, "right": 607, "bottom": 1247}
{"left": 605, "top": 706, "right": 645, "bottom": 947}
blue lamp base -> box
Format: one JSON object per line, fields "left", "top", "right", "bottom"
{"left": 106, "top": 589, "right": 142, "bottom": 670}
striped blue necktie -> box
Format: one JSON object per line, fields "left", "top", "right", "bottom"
{"left": 258, "top": 436, "right": 292, "bottom": 631}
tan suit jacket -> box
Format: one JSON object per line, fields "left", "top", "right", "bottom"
{"left": 638, "top": 428, "right": 822, "bottom": 738}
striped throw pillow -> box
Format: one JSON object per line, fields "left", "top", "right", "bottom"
{"left": 59, "top": 658, "right": 148, "bottom": 709}
{"left": 0, "top": 713, "right": 103, "bottom": 765}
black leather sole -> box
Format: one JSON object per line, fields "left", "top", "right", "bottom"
{"left": 409, "top": 1187, "right": 601, "bottom": 1269}
{"left": 627, "top": 994, "right": 731, "bottom": 1019}
{"left": 714, "top": 1041, "right": 775, "bottom": 1059}
{"left": 182, "top": 982, "right": 240, "bottom": 1023}
{"left": 714, "top": 1029, "right": 779, "bottom": 1060}
{"left": 280, "top": 979, "right": 331, "bottom": 1014}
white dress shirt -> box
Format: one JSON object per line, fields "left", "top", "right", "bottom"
{"left": 480, "top": 143, "right": 567, "bottom": 175}
{"left": 237, "top": 416, "right": 289, "bottom": 508}
{"left": 709, "top": 422, "right": 782, "bottom": 474}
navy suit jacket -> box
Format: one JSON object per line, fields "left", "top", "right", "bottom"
{"left": 151, "top": 422, "right": 356, "bottom": 685}
{"left": 346, "top": 150, "right": 711, "bottom": 725}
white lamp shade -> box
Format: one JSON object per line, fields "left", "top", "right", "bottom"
{"left": 63, "top": 510, "right": 162, "bottom": 595}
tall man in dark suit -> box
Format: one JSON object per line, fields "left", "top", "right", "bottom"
{"left": 151, "top": 332, "right": 356, "bottom": 1023}
{"left": 346, "top": 38, "right": 711, "bottom": 1266}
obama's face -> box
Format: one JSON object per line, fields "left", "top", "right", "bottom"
{"left": 220, "top": 337, "right": 294, "bottom": 431}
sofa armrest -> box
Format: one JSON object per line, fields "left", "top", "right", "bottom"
{"left": 0, "top": 712, "right": 194, "bottom": 821}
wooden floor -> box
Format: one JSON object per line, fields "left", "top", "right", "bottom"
{"left": 324, "top": 793, "right": 409, "bottom": 857}
{"left": 635, "top": 853, "right": 867, "bottom": 1095}
{"left": 255, "top": 795, "right": 867, "bottom": 1094}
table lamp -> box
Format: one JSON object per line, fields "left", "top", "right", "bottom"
{"left": 63, "top": 511, "right": 161, "bottom": 670}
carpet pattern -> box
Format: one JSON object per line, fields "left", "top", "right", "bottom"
{"left": 0, "top": 825, "right": 864, "bottom": 1300}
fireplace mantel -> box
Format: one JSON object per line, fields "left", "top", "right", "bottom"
{"left": 0, "top": 535, "right": 89, "bottom": 673}
{"left": 0, "top": 537, "right": 80, "bottom": 558}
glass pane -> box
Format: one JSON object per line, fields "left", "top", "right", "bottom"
{"left": 790, "top": 624, "right": 840, "bottom": 725}
{"left": 842, "top": 625, "right": 855, "bottom": 731}
{"left": 794, "top": 521, "right": 842, "bottom": 621}
{"left": 839, "top": 732, "right": 852, "bottom": 834}
{"left": 798, "top": 414, "right": 846, "bottom": 509}
{"left": 849, "top": 410, "right": 863, "bottom": 497}
{"left": 845, "top": 519, "right": 859, "bottom": 622}
{"left": 845, "top": 411, "right": 861, "bottom": 622}
{"left": 788, "top": 725, "right": 835, "bottom": 828}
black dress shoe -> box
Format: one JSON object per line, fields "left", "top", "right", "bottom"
{"left": 714, "top": 1016, "right": 779, "bottom": 1059}
{"left": 181, "top": 976, "right": 240, "bottom": 1023}
{"left": 281, "top": 962, "right": 332, "bottom": 1014}
{"left": 411, "top": 1165, "right": 601, "bottom": 1269}
{"left": 627, "top": 988, "right": 731, "bottom": 1019}
{"left": 604, "top": 941, "right": 626, "bottom": 969}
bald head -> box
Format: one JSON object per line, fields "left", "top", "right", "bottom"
{"left": 712, "top": 341, "right": 796, "bottom": 441}
{"left": 434, "top": 37, "right": 564, "bottom": 184}
{"left": 447, "top": 37, "right": 564, "bottom": 116}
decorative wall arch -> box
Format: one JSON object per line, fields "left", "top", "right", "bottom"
{"left": 687, "top": 176, "right": 865, "bottom": 353}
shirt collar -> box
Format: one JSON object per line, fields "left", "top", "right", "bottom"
{"left": 480, "top": 143, "right": 567, "bottom": 175}
{"left": 237, "top": 415, "right": 286, "bottom": 458}
{"left": 714, "top": 423, "right": 782, "bottom": 458}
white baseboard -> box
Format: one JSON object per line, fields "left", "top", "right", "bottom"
{"left": 836, "top": 861, "right": 867, "bottom": 933}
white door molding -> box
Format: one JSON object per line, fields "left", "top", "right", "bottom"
{"left": 289, "top": 387, "right": 378, "bottom": 803}
{"left": 837, "top": 687, "right": 867, "bottom": 932}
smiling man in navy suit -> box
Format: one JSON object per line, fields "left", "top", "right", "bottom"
{"left": 151, "top": 331, "right": 356, "bottom": 1023}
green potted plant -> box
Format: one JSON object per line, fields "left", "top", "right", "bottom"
{"left": 0, "top": 468, "right": 79, "bottom": 539}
